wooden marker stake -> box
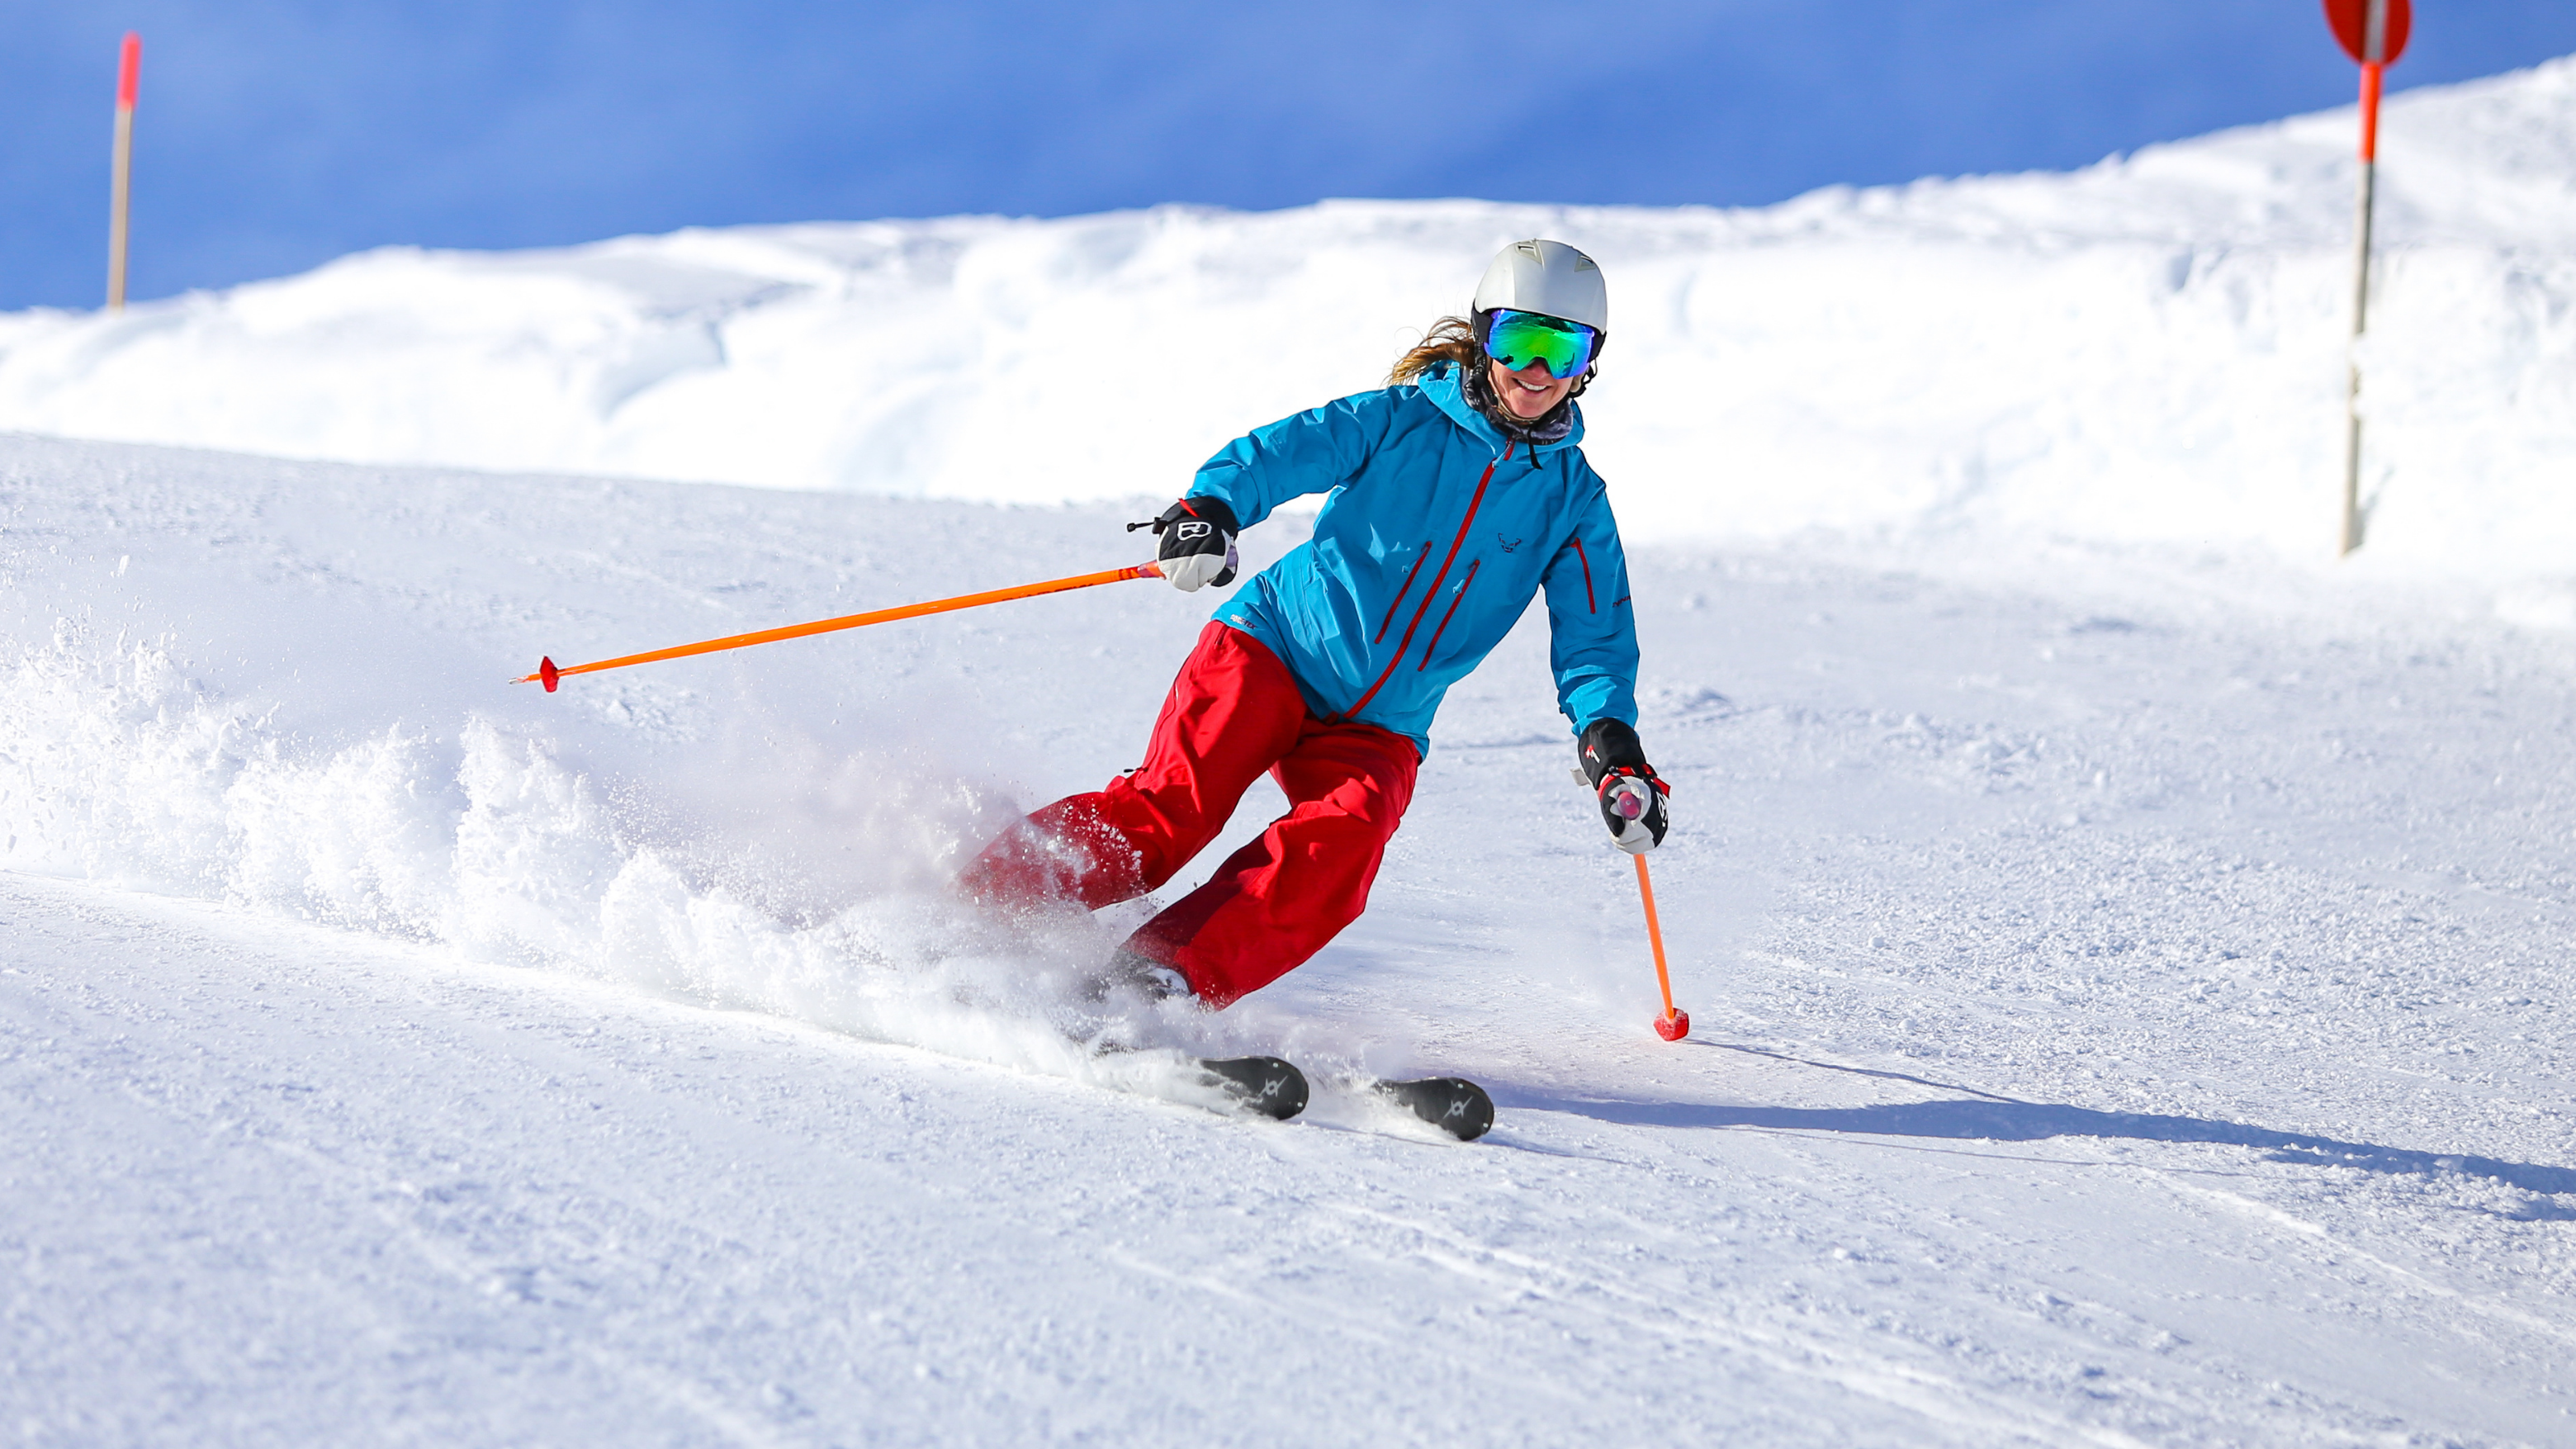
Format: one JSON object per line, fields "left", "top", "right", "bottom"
{"left": 107, "top": 31, "right": 141, "bottom": 312}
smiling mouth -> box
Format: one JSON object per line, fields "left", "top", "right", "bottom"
{"left": 1513, "top": 376, "right": 1552, "bottom": 392}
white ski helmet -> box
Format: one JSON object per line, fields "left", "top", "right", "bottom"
{"left": 1471, "top": 238, "right": 1608, "bottom": 339}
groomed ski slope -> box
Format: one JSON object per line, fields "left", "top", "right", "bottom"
{"left": 6, "top": 430, "right": 2574, "bottom": 1446}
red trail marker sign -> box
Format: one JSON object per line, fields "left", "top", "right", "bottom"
{"left": 2324, "top": 0, "right": 2412, "bottom": 67}
{"left": 2323, "top": 0, "right": 2411, "bottom": 556}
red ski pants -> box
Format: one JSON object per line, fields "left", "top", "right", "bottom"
{"left": 959, "top": 623, "right": 1418, "bottom": 1006}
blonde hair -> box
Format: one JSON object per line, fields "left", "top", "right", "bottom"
{"left": 1388, "top": 315, "right": 1481, "bottom": 386}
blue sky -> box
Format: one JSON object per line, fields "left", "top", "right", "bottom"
{"left": 5, "top": 1, "right": 2574, "bottom": 310}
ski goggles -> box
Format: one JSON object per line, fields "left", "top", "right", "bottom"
{"left": 1480, "top": 307, "right": 1600, "bottom": 380}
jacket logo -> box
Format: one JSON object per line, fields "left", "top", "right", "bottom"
{"left": 1496, "top": 533, "right": 1522, "bottom": 553}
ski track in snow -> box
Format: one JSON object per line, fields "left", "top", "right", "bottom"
{"left": 3, "top": 432, "right": 2574, "bottom": 1445}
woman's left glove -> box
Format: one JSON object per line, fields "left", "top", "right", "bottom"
{"left": 1139, "top": 497, "right": 1239, "bottom": 592}
{"left": 1578, "top": 718, "right": 1669, "bottom": 854}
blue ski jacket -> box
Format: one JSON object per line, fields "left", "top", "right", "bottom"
{"left": 1188, "top": 361, "right": 1638, "bottom": 758}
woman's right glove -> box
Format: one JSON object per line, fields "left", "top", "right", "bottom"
{"left": 1134, "top": 496, "right": 1239, "bottom": 592}
{"left": 1578, "top": 717, "right": 1669, "bottom": 854}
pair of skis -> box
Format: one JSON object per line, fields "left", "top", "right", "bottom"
{"left": 1194, "top": 1056, "right": 1494, "bottom": 1141}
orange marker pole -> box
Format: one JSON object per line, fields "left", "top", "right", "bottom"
{"left": 518, "top": 560, "right": 1165, "bottom": 690}
{"left": 2339, "top": 52, "right": 2385, "bottom": 557}
{"left": 1634, "top": 853, "right": 1688, "bottom": 1040}
{"left": 107, "top": 31, "right": 141, "bottom": 311}
{"left": 2323, "top": 0, "right": 2410, "bottom": 556}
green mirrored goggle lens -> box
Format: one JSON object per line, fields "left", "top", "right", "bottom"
{"left": 1482, "top": 308, "right": 1598, "bottom": 380}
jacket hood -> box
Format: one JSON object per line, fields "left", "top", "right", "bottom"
{"left": 1418, "top": 362, "right": 1586, "bottom": 457}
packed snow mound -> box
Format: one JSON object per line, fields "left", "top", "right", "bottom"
{"left": 0, "top": 433, "right": 1344, "bottom": 1087}
{"left": 2, "top": 58, "right": 2574, "bottom": 573}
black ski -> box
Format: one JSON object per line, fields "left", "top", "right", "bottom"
{"left": 1194, "top": 1055, "right": 1309, "bottom": 1120}
{"left": 1375, "top": 1076, "right": 1494, "bottom": 1141}
{"left": 1181, "top": 1055, "right": 1490, "bottom": 1139}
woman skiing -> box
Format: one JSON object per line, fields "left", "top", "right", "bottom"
{"left": 961, "top": 239, "right": 1669, "bottom": 1006}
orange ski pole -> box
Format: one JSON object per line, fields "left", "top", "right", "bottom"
{"left": 516, "top": 560, "right": 1165, "bottom": 691}
{"left": 1633, "top": 853, "right": 1689, "bottom": 1040}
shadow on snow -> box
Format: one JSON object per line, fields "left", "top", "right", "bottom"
{"left": 1508, "top": 1041, "right": 2576, "bottom": 1206}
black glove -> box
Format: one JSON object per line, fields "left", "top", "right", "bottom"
{"left": 1130, "top": 496, "right": 1240, "bottom": 592}
{"left": 1578, "top": 717, "right": 1669, "bottom": 855}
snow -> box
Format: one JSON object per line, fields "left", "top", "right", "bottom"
{"left": 7, "top": 424, "right": 2576, "bottom": 1444}
{"left": 7, "top": 55, "right": 2576, "bottom": 1449}
{"left": 3, "top": 59, "right": 2575, "bottom": 577}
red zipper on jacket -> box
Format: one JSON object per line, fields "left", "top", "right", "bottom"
{"left": 1373, "top": 542, "right": 1435, "bottom": 644}
{"left": 1571, "top": 537, "right": 1596, "bottom": 613}
{"left": 1335, "top": 439, "right": 1513, "bottom": 722}
{"left": 1417, "top": 559, "right": 1479, "bottom": 670}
